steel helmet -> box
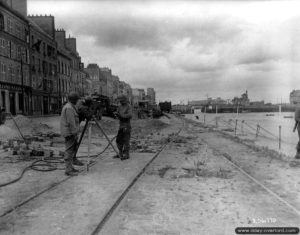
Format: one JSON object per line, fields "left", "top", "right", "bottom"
{"left": 68, "top": 92, "right": 80, "bottom": 103}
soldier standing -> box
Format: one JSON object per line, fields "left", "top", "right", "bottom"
{"left": 294, "top": 102, "right": 300, "bottom": 159}
{"left": 114, "top": 95, "right": 132, "bottom": 160}
{"left": 60, "top": 92, "right": 84, "bottom": 176}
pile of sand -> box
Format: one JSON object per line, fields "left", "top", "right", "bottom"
{"left": 6, "top": 115, "right": 32, "bottom": 129}
{"left": 0, "top": 125, "right": 19, "bottom": 140}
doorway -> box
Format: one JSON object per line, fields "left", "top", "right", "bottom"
{"left": 9, "top": 92, "right": 16, "bottom": 115}
{"left": 43, "top": 96, "right": 49, "bottom": 115}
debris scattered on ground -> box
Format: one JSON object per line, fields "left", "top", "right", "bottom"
{"left": 180, "top": 166, "right": 232, "bottom": 179}
{"left": 221, "top": 128, "right": 234, "bottom": 132}
{"left": 130, "top": 139, "right": 159, "bottom": 153}
{"left": 184, "top": 147, "right": 198, "bottom": 155}
{"left": 157, "top": 165, "right": 176, "bottom": 178}
{"left": 289, "top": 160, "right": 300, "bottom": 168}
{"left": 0, "top": 127, "right": 60, "bottom": 159}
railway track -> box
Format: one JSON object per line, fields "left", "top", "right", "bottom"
{"left": 0, "top": 115, "right": 186, "bottom": 235}
{"left": 200, "top": 138, "right": 300, "bottom": 218}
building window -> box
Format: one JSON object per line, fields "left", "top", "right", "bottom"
{"left": 0, "top": 62, "right": 4, "bottom": 81}
{"left": 17, "top": 46, "right": 22, "bottom": 60}
{"left": 0, "top": 14, "right": 4, "bottom": 31}
{"left": 15, "top": 23, "right": 21, "bottom": 38}
{"left": 31, "top": 35, "right": 34, "bottom": 46}
{"left": 38, "top": 59, "right": 41, "bottom": 72}
{"left": 7, "top": 17, "right": 13, "bottom": 34}
{"left": 43, "top": 43, "right": 46, "bottom": 56}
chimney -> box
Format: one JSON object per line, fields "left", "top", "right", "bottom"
{"left": 66, "top": 38, "right": 77, "bottom": 53}
{"left": 55, "top": 29, "right": 66, "bottom": 48}
{"left": 28, "top": 15, "right": 55, "bottom": 39}
{"left": 11, "top": 0, "right": 27, "bottom": 16}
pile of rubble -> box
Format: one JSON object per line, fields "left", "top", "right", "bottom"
{"left": 130, "top": 133, "right": 165, "bottom": 154}
{"left": 0, "top": 115, "right": 54, "bottom": 141}
{"left": 0, "top": 132, "right": 61, "bottom": 158}
{"left": 131, "top": 138, "right": 159, "bottom": 153}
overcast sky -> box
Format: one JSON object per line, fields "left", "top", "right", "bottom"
{"left": 28, "top": 0, "right": 300, "bottom": 104}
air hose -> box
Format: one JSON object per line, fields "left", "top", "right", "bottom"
{"left": 0, "top": 136, "right": 117, "bottom": 188}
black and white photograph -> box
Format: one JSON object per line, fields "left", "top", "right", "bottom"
{"left": 0, "top": 0, "right": 300, "bottom": 234}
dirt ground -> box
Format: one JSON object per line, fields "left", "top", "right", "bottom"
{"left": 0, "top": 115, "right": 299, "bottom": 235}
{"left": 101, "top": 118, "right": 300, "bottom": 235}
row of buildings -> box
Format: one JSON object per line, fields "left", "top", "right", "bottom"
{"left": 0, "top": 0, "right": 156, "bottom": 115}
{"left": 84, "top": 64, "right": 156, "bottom": 108}
{"left": 188, "top": 91, "right": 258, "bottom": 108}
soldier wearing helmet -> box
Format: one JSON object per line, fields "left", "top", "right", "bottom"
{"left": 114, "top": 94, "right": 132, "bottom": 160}
{"left": 60, "top": 92, "right": 84, "bottom": 176}
{"left": 294, "top": 101, "right": 300, "bottom": 159}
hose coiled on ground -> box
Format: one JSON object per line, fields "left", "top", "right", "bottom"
{"left": 0, "top": 136, "right": 117, "bottom": 188}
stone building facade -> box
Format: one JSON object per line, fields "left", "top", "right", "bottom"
{"left": 84, "top": 63, "right": 102, "bottom": 95}
{"left": 28, "top": 15, "right": 57, "bottom": 115}
{"left": 147, "top": 87, "right": 156, "bottom": 105}
{"left": 0, "top": 0, "right": 139, "bottom": 116}
{"left": 100, "top": 67, "right": 113, "bottom": 99}
{"left": 0, "top": 0, "right": 30, "bottom": 115}
{"left": 55, "top": 30, "right": 72, "bottom": 107}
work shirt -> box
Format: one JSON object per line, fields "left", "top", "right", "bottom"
{"left": 60, "top": 102, "right": 80, "bottom": 137}
{"left": 117, "top": 104, "right": 132, "bottom": 128}
{"left": 295, "top": 107, "right": 300, "bottom": 123}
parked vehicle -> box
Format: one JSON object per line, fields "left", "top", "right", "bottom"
{"left": 159, "top": 101, "right": 172, "bottom": 113}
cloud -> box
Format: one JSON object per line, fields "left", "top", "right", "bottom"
{"left": 167, "top": 39, "right": 226, "bottom": 73}
{"left": 28, "top": 0, "right": 300, "bottom": 103}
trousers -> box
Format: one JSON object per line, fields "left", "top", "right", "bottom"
{"left": 64, "top": 135, "right": 78, "bottom": 172}
{"left": 116, "top": 127, "right": 131, "bottom": 157}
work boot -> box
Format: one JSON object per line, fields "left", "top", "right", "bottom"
{"left": 73, "top": 158, "right": 84, "bottom": 166}
{"left": 114, "top": 147, "right": 123, "bottom": 159}
{"left": 71, "top": 168, "right": 79, "bottom": 172}
{"left": 65, "top": 161, "right": 78, "bottom": 176}
{"left": 65, "top": 171, "right": 78, "bottom": 176}
{"left": 121, "top": 154, "right": 130, "bottom": 160}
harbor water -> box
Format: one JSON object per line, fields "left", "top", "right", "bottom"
{"left": 185, "top": 112, "right": 297, "bottom": 158}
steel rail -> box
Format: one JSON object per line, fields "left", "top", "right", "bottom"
{"left": 90, "top": 115, "right": 185, "bottom": 235}
{"left": 200, "top": 138, "right": 300, "bottom": 217}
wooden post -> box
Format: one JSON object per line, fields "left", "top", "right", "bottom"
{"left": 256, "top": 124, "right": 260, "bottom": 138}
{"left": 241, "top": 120, "right": 244, "bottom": 135}
{"left": 235, "top": 119, "right": 238, "bottom": 136}
{"left": 204, "top": 114, "right": 206, "bottom": 124}
{"left": 216, "top": 117, "right": 218, "bottom": 127}
{"left": 279, "top": 125, "right": 281, "bottom": 150}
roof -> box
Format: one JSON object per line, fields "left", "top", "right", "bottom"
{"left": 0, "top": 2, "right": 29, "bottom": 23}
{"left": 28, "top": 18, "right": 53, "bottom": 40}
{"left": 87, "top": 64, "right": 99, "bottom": 69}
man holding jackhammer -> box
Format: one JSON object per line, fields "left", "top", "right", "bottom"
{"left": 114, "top": 94, "right": 132, "bottom": 160}
{"left": 294, "top": 102, "right": 300, "bottom": 159}
{"left": 60, "top": 92, "right": 84, "bottom": 176}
